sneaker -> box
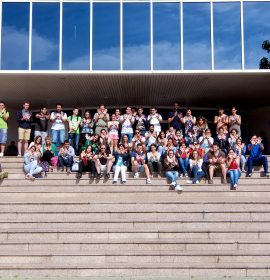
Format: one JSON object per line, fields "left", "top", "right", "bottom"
{"left": 112, "top": 181, "right": 117, "bottom": 184}
{"left": 67, "top": 169, "right": 71, "bottom": 174}
{"left": 175, "top": 185, "right": 183, "bottom": 192}
{"left": 60, "top": 168, "right": 64, "bottom": 172}
{"left": 121, "top": 181, "right": 126, "bottom": 185}
{"left": 105, "top": 173, "right": 110, "bottom": 179}
{"left": 0, "top": 153, "right": 3, "bottom": 157}
{"left": 231, "top": 184, "right": 237, "bottom": 190}
{"left": 266, "top": 173, "right": 269, "bottom": 178}
{"left": 76, "top": 173, "right": 82, "bottom": 179}
{"left": 208, "top": 179, "right": 213, "bottom": 184}
{"left": 222, "top": 178, "right": 227, "bottom": 184}
{"left": 17, "top": 154, "right": 21, "bottom": 157}
{"left": 184, "top": 173, "right": 189, "bottom": 178}
{"left": 195, "top": 180, "right": 199, "bottom": 184}
{"left": 186, "top": 180, "right": 193, "bottom": 184}
{"left": 248, "top": 173, "right": 252, "bottom": 177}
{"left": 134, "top": 172, "right": 139, "bottom": 179}
{"left": 146, "top": 178, "right": 152, "bottom": 184}
{"left": 179, "top": 174, "right": 183, "bottom": 178}
{"left": 96, "top": 173, "right": 101, "bottom": 179}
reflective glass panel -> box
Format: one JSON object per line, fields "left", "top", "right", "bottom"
{"left": 213, "top": 2, "right": 241, "bottom": 70}
{"left": 183, "top": 2, "right": 211, "bottom": 70}
{"left": 1, "top": 3, "right": 29, "bottom": 70}
{"left": 62, "top": 3, "right": 90, "bottom": 70}
{"left": 32, "top": 3, "right": 60, "bottom": 70}
{"left": 244, "top": 2, "right": 270, "bottom": 69}
{"left": 153, "top": 3, "right": 180, "bottom": 70}
{"left": 93, "top": 3, "right": 120, "bottom": 70}
{"left": 123, "top": 3, "right": 150, "bottom": 70}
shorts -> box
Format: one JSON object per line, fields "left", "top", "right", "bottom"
{"left": 0, "top": 128, "right": 7, "bottom": 144}
{"left": 18, "top": 128, "right": 31, "bottom": 141}
{"left": 109, "top": 133, "right": 119, "bottom": 141}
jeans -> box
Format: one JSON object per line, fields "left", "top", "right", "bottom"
{"left": 148, "top": 161, "right": 162, "bottom": 174}
{"left": 227, "top": 169, "right": 241, "bottom": 186}
{"left": 113, "top": 165, "right": 127, "bottom": 182}
{"left": 247, "top": 156, "right": 268, "bottom": 174}
{"left": 240, "top": 155, "right": 246, "bottom": 170}
{"left": 191, "top": 165, "right": 205, "bottom": 183}
{"left": 68, "top": 133, "right": 80, "bottom": 155}
{"left": 58, "top": 155, "right": 73, "bottom": 170}
{"left": 0, "top": 128, "right": 7, "bottom": 144}
{"left": 24, "top": 160, "right": 42, "bottom": 176}
{"left": 78, "top": 160, "right": 95, "bottom": 174}
{"left": 178, "top": 158, "right": 189, "bottom": 174}
{"left": 51, "top": 129, "right": 66, "bottom": 147}
{"left": 34, "top": 131, "right": 47, "bottom": 145}
{"left": 165, "top": 170, "right": 179, "bottom": 184}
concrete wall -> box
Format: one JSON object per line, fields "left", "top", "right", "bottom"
{"left": 248, "top": 106, "right": 270, "bottom": 154}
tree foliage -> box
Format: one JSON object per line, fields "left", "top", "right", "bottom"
{"left": 259, "top": 40, "right": 270, "bottom": 69}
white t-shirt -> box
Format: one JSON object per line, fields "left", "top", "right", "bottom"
{"left": 147, "top": 114, "right": 162, "bottom": 133}
{"left": 50, "top": 112, "right": 67, "bottom": 130}
{"left": 120, "top": 114, "right": 134, "bottom": 134}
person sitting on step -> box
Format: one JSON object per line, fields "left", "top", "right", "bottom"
{"left": 207, "top": 142, "right": 227, "bottom": 185}
{"left": 186, "top": 150, "right": 205, "bottom": 184}
{"left": 76, "top": 145, "right": 95, "bottom": 179}
{"left": 226, "top": 149, "right": 241, "bottom": 190}
{"left": 247, "top": 135, "right": 269, "bottom": 177}
{"left": 23, "top": 144, "right": 42, "bottom": 180}
{"left": 131, "top": 143, "right": 151, "bottom": 184}
{"left": 93, "top": 144, "right": 113, "bottom": 179}
{"left": 58, "top": 140, "right": 75, "bottom": 173}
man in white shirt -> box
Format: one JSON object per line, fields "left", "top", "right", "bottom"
{"left": 147, "top": 107, "right": 162, "bottom": 135}
{"left": 120, "top": 107, "right": 135, "bottom": 143}
{"left": 50, "top": 104, "right": 67, "bottom": 147}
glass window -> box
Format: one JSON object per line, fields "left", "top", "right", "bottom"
{"left": 123, "top": 3, "right": 150, "bottom": 70}
{"left": 62, "top": 3, "right": 90, "bottom": 70}
{"left": 93, "top": 3, "right": 120, "bottom": 70}
{"left": 1, "top": 3, "right": 29, "bottom": 70}
{"left": 213, "top": 2, "right": 241, "bottom": 70}
{"left": 153, "top": 3, "right": 181, "bottom": 70}
{"left": 32, "top": 3, "right": 60, "bottom": 70}
{"left": 183, "top": 2, "right": 211, "bottom": 70}
{"left": 244, "top": 2, "right": 270, "bottom": 69}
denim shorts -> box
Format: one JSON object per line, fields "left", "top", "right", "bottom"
{"left": 0, "top": 128, "right": 7, "bottom": 144}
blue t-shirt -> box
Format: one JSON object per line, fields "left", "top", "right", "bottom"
{"left": 248, "top": 143, "right": 263, "bottom": 158}
{"left": 168, "top": 111, "right": 182, "bottom": 131}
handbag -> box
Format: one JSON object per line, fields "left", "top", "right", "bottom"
{"left": 71, "top": 160, "right": 80, "bottom": 172}
{"left": 39, "top": 161, "right": 50, "bottom": 173}
{"left": 50, "top": 156, "right": 58, "bottom": 166}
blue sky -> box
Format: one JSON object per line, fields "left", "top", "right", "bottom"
{"left": 1, "top": 1, "right": 270, "bottom": 70}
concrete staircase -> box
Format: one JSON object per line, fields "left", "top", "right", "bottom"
{"left": 0, "top": 156, "right": 270, "bottom": 279}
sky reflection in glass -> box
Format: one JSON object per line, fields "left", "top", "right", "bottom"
{"left": 62, "top": 3, "right": 90, "bottom": 70}
{"left": 93, "top": 3, "right": 120, "bottom": 70}
{"left": 244, "top": 2, "right": 270, "bottom": 69}
{"left": 1, "top": 3, "right": 29, "bottom": 70}
{"left": 183, "top": 2, "right": 211, "bottom": 70}
{"left": 123, "top": 3, "right": 150, "bottom": 70}
{"left": 213, "top": 2, "right": 241, "bottom": 70}
{"left": 153, "top": 3, "right": 181, "bottom": 70}
{"left": 32, "top": 3, "right": 59, "bottom": 70}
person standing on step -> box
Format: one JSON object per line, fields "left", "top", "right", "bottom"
{"left": 181, "top": 108, "right": 196, "bottom": 136}
{"left": 68, "top": 108, "right": 82, "bottom": 156}
{"left": 50, "top": 104, "right": 67, "bottom": 148}
{"left": 135, "top": 107, "right": 148, "bottom": 137}
{"left": 120, "top": 106, "right": 135, "bottom": 143}
{"left": 247, "top": 135, "right": 269, "bottom": 177}
{"left": 80, "top": 110, "right": 94, "bottom": 147}
{"left": 34, "top": 106, "right": 50, "bottom": 145}
{"left": 0, "top": 101, "right": 9, "bottom": 157}
{"left": 94, "top": 104, "right": 110, "bottom": 135}
{"left": 228, "top": 106, "right": 241, "bottom": 136}
{"left": 147, "top": 107, "right": 163, "bottom": 136}
{"left": 16, "top": 101, "right": 33, "bottom": 157}
{"left": 168, "top": 102, "right": 183, "bottom": 133}
{"left": 214, "top": 107, "right": 229, "bottom": 135}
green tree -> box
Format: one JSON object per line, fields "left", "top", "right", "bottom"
{"left": 259, "top": 40, "right": 270, "bottom": 69}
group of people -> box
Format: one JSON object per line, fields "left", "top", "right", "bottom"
{"left": 0, "top": 101, "right": 269, "bottom": 190}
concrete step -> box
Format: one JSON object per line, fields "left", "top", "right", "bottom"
{"left": 1, "top": 221, "right": 270, "bottom": 231}
{"left": 1, "top": 202, "right": 270, "bottom": 213}
{"left": 1, "top": 192, "right": 270, "bottom": 204}
{"left": 0, "top": 211, "right": 270, "bottom": 222}
{"left": 0, "top": 262, "right": 270, "bottom": 277}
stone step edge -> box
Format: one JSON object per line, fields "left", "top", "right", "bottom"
{"left": 0, "top": 262, "right": 270, "bottom": 269}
